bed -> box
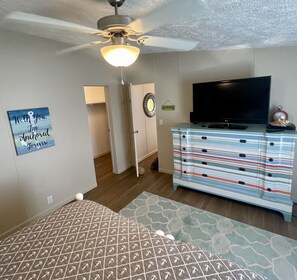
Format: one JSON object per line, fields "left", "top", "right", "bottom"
{"left": 0, "top": 198, "right": 266, "bottom": 280}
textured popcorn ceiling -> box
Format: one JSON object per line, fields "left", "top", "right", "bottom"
{"left": 0, "top": 0, "right": 297, "bottom": 54}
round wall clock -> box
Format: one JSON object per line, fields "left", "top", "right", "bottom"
{"left": 143, "top": 93, "right": 156, "bottom": 117}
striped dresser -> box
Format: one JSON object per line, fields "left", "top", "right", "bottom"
{"left": 172, "top": 123, "right": 297, "bottom": 222}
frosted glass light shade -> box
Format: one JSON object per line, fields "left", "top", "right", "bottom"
{"left": 100, "top": 45, "right": 140, "bottom": 67}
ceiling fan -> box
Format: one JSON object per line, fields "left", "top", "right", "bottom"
{"left": 6, "top": 0, "right": 203, "bottom": 67}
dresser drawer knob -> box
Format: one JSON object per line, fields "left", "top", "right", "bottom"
{"left": 202, "top": 174, "right": 208, "bottom": 177}
{"left": 269, "top": 142, "right": 274, "bottom": 146}
{"left": 239, "top": 167, "right": 245, "bottom": 172}
{"left": 183, "top": 171, "right": 187, "bottom": 174}
{"left": 182, "top": 135, "right": 186, "bottom": 138}
{"left": 268, "top": 173, "right": 272, "bottom": 177}
{"left": 202, "top": 162, "right": 208, "bottom": 165}
{"left": 183, "top": 147, "right": 186, "bottom": 151}
{"left": 240, "top": 139, "right": 247, "bottom": 143}
{"left": 202, "top": 136, "right": 207, "bottom": 140}
{"left": 238, "top": 181, "right": 245, "bottom": 185}
{"left": 202, "top": 149, "right": 207, "bottom": 153}
{"left": 268, "top": 158, "right": 273, "bottom": 162}
{"left": 183, "top": 159, "right": 187, "bottom": 162}
{"left": 239, "top": 153, "right": 246, "bottom": 157}
{"left": 267, "top": 188, "right": 272, "bottom": 192}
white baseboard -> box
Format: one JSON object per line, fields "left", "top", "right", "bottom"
{"left": 94, "top": 151, "right": 111, "bottom": 159}
{"left": 158, "top": 168, "right": 173, "bottom": 175}
{"left": 138, "top": 149, "right": 158, "bottom": 163}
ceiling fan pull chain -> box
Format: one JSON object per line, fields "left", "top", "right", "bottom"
{"left": 120, "top": 67, "right": 124, "bottom": 85}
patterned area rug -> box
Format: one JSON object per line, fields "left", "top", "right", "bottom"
{"left": 119, "top": 192, "right": 297, "bottom": 280}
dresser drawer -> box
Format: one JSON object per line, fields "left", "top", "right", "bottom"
{"left": 263, "top": 136, "right": 295, "bottom": 158}
{"left": 180, "top": 130, "right": 261, "bottom": 155}
{"left": 190, "top": 165, "right": 262, "bottom": 197}
{"left": 193, "top": 165, "right": 259, "bottom": 183}
{"left": 261, "top": 167, "right": 292, "bottom": 197}
{"left": 174, "top": 154, "right": 262, "bottom": 182}
{"left": 263, "top": 163, "right": 293, "bottom": 178}
{"left": 261, "top": 180, "right": 292, "bottom": 205}
{"left": 180, "top": 147, "right": 261, "bottom": 170}
{"left": 263, "top": 153, "right": 294, "bottom": 182}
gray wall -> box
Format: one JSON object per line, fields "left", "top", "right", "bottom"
{"left": 0, "top": 29, "right": 130, "bottom": 237}
{"left": 128, "top": 47, "right": 297, "bottom": 201}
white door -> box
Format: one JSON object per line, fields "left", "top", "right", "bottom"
{"left": 142, "top": 83, "right": 158, "bottom": 155}
{"left": 129, "top": 83, "right": 157, "bottom": 177}
{"left": 128, "top": 84, "right": 140, "bottom": 177}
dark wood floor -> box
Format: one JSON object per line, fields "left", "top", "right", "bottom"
{"left": 85, "top": 152, "right": 297, "bottom": 240}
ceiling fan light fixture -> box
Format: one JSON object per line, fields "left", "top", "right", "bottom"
{"left": 100, "top": 44, "right": 140, "bottom": 67}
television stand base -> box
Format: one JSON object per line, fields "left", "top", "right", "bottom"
{"left": 208, "top": 123, "right": 248, "bottom": 130}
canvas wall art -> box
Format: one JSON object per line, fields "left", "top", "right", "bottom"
{"left": 7, "top": 107, "right": 55, "bottom": 155}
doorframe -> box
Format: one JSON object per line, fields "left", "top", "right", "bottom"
{"left": 128, "top": 83, "right": 140, "bottom": 177}
{"left": 103, "top": 86, "right": 117, "bottom": 173}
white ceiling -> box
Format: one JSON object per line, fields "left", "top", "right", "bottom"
{"left": 1, "top": 0, "right": 297, "bottom": 55}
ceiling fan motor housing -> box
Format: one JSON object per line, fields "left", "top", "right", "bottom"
{"left": 97, "top": 15, "right": 134, "bottom": 31}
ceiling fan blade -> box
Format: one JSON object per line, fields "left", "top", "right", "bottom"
{"left": 5, "top": 12, "right": 102, "bottom": 35}
{"left": 140, "top": 36, "right": 197, "bottom": 51}
{"left": 127, "top": 0, "right": 205, "bottom": 34}
{"left": 56, "top": 41, "right": 103, "bottom": 55}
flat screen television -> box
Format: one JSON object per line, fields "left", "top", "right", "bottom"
{"left": 190, "top": 76, "right": 271, "bottom": 129}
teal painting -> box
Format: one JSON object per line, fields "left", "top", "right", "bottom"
{"left": 7, "top": 107, "right": 55, "bottom": 155}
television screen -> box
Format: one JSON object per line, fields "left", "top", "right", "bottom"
{"left": 191, "top": 76, "right": 271, "bottom": 127}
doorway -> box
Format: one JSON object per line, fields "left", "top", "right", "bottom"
{"left": 84, "top": 85, "right": 115, "bottom": 175}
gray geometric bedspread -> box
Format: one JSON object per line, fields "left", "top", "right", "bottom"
{"left": 0, "top": 200, "right": 266, "bottom": 279}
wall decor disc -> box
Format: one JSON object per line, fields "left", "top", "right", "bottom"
{"left": 143, "top": 92, "right": 156, "bottom": 117}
